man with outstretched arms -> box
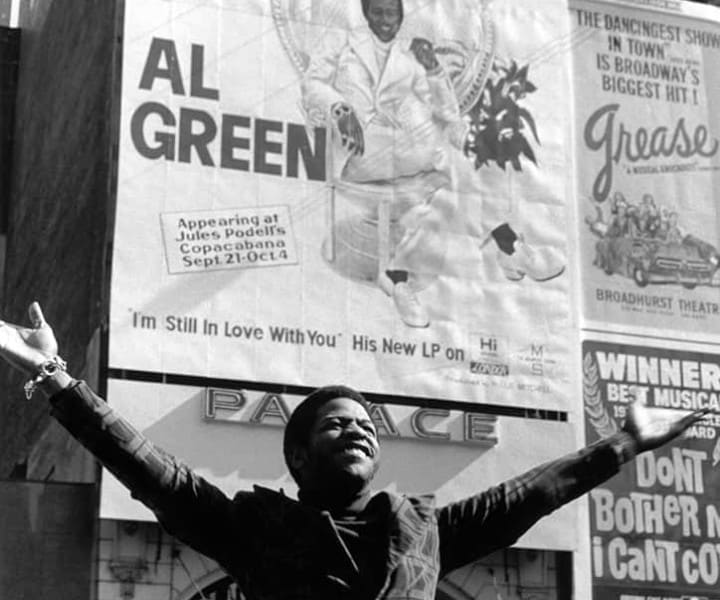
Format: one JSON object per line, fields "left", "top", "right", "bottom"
{"left": 0, "top": 303, "right": 707, "bottom": 600}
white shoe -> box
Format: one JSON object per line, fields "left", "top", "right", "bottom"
{"left": 378, "top": 272, "right": 430, "bottom": 327}
{"left": 497, "top": 240, "right": 565, "bottom": 282}
{"left": 377, "top": 271, "right": 395, "bottom": 297}
{"left": 392, "top": 282, "right": 430, "bottom": 328}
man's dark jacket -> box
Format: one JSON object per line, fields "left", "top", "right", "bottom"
{"left": 49, "top": 381, "right": 634, "bottom": 599}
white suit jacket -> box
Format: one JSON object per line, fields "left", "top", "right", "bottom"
{"left": 302, "top": 28, "right": 466, "bottom": 181}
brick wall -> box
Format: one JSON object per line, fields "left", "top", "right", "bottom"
{"left": 0, "top": 0, "right": 120, "bottom": 476}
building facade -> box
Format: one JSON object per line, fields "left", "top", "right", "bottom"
{"left": 2, "top": 1, "right": 720, "bottom": 599}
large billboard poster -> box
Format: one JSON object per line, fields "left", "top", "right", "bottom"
{"left": 110, "top": 0, "right": 576, "bottom": 408}
{"left": 572, "top": 0, "right": 720, "bottom": 336}
{"left": 583, "top": 339, "right": 720, "bottom": 600}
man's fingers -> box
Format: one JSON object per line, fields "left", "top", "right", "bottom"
{"left": 350, "top": 133, "right": 361, "bottom": 156}
{"left": 677, "top": 408, "right": 712, "bottom": 431}
{"left": 342, "top": 116, "right": 361, "bottom": 155}
{"left": 348, "top": 136, "right": 360, "bottom": 155}
{"left": 28, "top": 302, "right": 46, "bottom": 329}
{"left": 688, "top": 408, "right": 711, "bottom": 423}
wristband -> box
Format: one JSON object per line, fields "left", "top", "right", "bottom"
{"left": 24, "top": 356, "right": 67, "bottom": 399}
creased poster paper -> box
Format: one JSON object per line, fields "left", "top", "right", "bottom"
{"left": 110, "top": 0, "right": 575, "bottom": 408}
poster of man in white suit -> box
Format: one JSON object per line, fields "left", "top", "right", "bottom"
{"left": 300, "top": 0, "right": 565, "bottom": 328}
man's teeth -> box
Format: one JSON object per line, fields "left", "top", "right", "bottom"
{"left": 343, "top": 447, "right": 367, "bottom": 457}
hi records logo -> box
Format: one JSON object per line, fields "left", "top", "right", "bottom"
{"left": 468, "top": 333, "right": 509, "bottom": 376}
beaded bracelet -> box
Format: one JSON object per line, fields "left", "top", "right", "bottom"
{"left": 24, "top": 356, "right": 67, "bottom": 399}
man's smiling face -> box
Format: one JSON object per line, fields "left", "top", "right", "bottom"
{"left": 302, "top": 397, "right": 380, "bottom": 486}
{"left": 365, "top": 0, "right": 403, "bottom": 43}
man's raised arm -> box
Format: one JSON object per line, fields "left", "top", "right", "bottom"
{"left": 0, "top": 303, "right": 243, "bottom": 565}
{"left": 436, "top": 399, "right": 709, "bottom": 576}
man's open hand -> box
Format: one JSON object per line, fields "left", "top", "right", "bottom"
{"left": 410, "top": 37, "right": 440, "bottom": 72}
{"left": 623, "top": 400, "right": 710, "bottom": 454}
{"left": 332, "top": 102, "right": 364, "bottom": 156}
{"left": 0, "top": 302, "right": 58, "bottom": 374}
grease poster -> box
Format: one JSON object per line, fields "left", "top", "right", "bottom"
{"left": 572, "top": 0, "right": 720, "bottom": 336}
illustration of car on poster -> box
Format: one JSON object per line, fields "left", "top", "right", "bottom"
{"left": 586, "top": 201, "right": 720, "bottom": 290}
{"left": 628, "top": 235, "right": 720, "bottom": 289}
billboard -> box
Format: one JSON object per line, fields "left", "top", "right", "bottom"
{"left": 572, "top": 0, "right": 720, "bottom": 337}
{"left": 109, "top": 0, "right": 576, "bottom": 409}
{"left": 583, "top": 339, "right": 720, "bottom": 600}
